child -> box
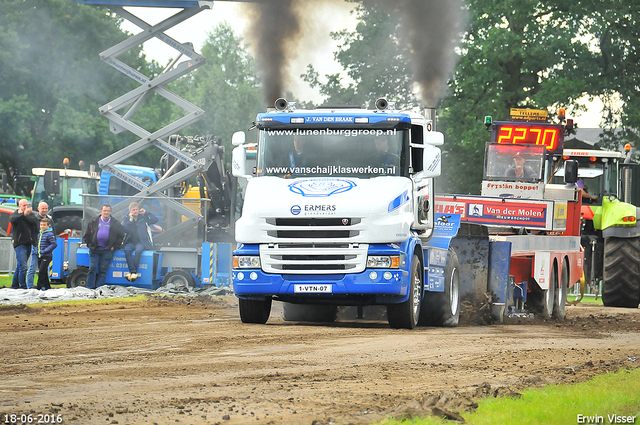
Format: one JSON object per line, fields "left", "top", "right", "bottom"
{"left": 36, "top": 217, "right": 57, "bottom": 290}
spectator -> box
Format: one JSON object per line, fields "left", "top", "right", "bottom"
{"left": 35, "top": 217, "right": 57, "bottom": 291}
{"left": 83, "top": 204, "right": 125, "bottom": 289}
{"left": 123, "top": 202, "right": 158, "bottom": 281}
{"left": 27, "top": 201, "right": 54, "bottom": 289}
{"left": 9, "top": 199, "right": 38, "bottom": 289}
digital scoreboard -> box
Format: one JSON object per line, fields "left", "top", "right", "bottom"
{"left": 492, "top": 122, "right": 564, "bottom": 154}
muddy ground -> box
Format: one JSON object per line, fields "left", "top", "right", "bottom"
{"left": 1, "top": 296, "right": 639, "bottom": 425}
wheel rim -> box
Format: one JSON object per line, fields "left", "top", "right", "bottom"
{"left": 450, "top": 268, "right": 460, "bottom": 316}
{"left": 75, "top": 273, "right": 87, "bottom": 287}
{"left": 412, "top": 261, "right": 422, "bottom": 323}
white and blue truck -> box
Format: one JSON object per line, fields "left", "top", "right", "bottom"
{"left": 231, "top": 99, "right": 466, "bottom": 329}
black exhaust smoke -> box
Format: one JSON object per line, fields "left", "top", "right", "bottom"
{"left": 240, "top": 0, "right": 466, "bottom": 108}
{"left": 242, "top": 0, "right": 302, "bottom": 107}
{"left": 393, "top": 0, "right": 467, "bottom": 107}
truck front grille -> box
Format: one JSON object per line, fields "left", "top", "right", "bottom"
{"left": 260, "top": 243, "right": 368, "bottom": 274}
{"left": 265, "top": 217, "right": 362, "bottom": 240}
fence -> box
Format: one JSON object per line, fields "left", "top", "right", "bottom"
{"left": 0, "top": 237, "right": 16, "bottom": 274}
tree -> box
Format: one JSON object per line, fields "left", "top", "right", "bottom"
{"left": 171, "top": 22, "right": 263, "bottom": 163}
{"left": 0, "top": 0, "right": 159, "bottom": 195}
{"left": 564, "top": 0, "right": 640, "bottom": 149}
{"left": 302, "top": 2, "right": 417, "bottom": 109}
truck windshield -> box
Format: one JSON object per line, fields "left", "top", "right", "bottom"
{"left": 256, "top": 128, "right": 407, "bottom": 178}
{"left": 483, "top": 143, "right": 545, "bottom": 182}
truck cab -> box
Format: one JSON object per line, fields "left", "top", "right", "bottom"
{"left": 231, "top": 99, "right": 454, "bottom": 329}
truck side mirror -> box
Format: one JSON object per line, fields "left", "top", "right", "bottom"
{"left": 232, "top": 131, "right": 246, "bottom": 146}
{"left": 564, "top": 160, "right": 578, "bottom": 184}
{"left": 232, "top": 146, "right": 250, "bottom": 178}
{"left": 421, "top": 145, "right": 441, "bottom": 178}
{"left": 424, "top": 131, "right": 444, "bottom": 146}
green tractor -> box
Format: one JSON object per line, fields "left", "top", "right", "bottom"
{"left": 31, "top": 166, "right": 100, "bottom": 237}
{"left": 558, "top": 145, "right": 640, "bottom": 308}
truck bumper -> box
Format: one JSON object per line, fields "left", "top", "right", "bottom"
{"left": 233, "top": 268, "right": 410, "bottom": 294}
{"left": 232, "top": 241, "right": 419, "bottom": 305}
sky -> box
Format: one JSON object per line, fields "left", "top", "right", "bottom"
{"left": 119, "top": 3, "right": 605, "bottom": 128}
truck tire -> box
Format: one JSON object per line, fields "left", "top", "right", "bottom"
{"left": 54, "top": 215, "right": 82, "bottom": 237}
{"left": 419, "top": 247, "right": 460, "bottom": 327}
{"left": 387, "top": 254, "right": 423, "bottom": 329}
{"left": 239, "top": 298, "right": 272, "bottom": 324}
{"left": 554, "top": 259, "right": 569, "bottom": 319}
{"left": 541, "top": 264, "right": 557, "bottom": 319}
{"left": 282, "top": 303, "right": 338, "bottom": 322}
{"left": 161, "top": 270, "right": 196, "bottom": 288}
{"left": 602, "top": 237, "right": 640, "bottom": 308}
{"left": 67, "top": 266, "right": 89, "bottom": 288}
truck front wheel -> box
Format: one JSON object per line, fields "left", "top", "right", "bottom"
{"left": 602, "top": 237, "right": 640, "bottom": 308}
{"left": 239, "top": 298, "right": 272, "bottom": 324}
{"left": 387, "top": 254, "right": 422, "bottom": 329}
{"left": 419, "top": 247, "right": 460, "bottom": 327}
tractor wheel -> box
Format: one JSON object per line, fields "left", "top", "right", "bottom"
{"left": 282, "top": 303, "right": 338, "bottom": 322}
{"left": 419, "top": 247, "right": 461, "bottom": 327}
{"left": 54, "top": 215, "right": 82, "bottom": 237}
{"left": 67, "top": 266, "right": 89, "bottom": 288}
{"left": 387, "top": 254, "right": 423, "bottom": 329}
{"left": 239, "top": 298, "right": 272, "bottom": 324}
{"left": 602, "top": 237, "right": 640, "bottom": 308}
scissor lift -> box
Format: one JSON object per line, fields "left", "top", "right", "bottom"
{"left": 75, "top": 0, "right": 217, "bottom": 244}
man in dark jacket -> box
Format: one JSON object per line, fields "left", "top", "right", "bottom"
{"left": 122, "top": 201, "right": 158, "bottom": 281}
{"left": 83, "top": 204, "right": 125, "bottom": 289}
{"left": 10, "top": 199, "right": 38, "bottom": 289}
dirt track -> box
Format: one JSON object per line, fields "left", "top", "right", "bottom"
{"left": 1, "top": 296, "right": 639, "bottom": 425}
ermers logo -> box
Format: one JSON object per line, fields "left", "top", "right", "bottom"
{"left": 291, "top": 205, "right": 301, "bottom": 215}
{"left": 289, "top": 178, "right": 356, "bottom": 197}
{"left": 305, "top": 205, "right": 336, "bottom": 212}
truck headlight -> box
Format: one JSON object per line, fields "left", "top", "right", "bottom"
{"left": 233, "top": 256, "right": 261, "bottom": 269}
{"left": 367, "top": 255, "right": 400, "bottom": 268}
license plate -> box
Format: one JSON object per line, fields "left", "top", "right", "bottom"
{"left": 294, "top": 284, "right": 332, "bottom": 293}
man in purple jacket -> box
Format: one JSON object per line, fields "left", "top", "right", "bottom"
{"left": 82, "top": 204, "right": 125, "bottom": 289}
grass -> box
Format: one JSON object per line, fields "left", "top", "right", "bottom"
{"left": 568, "top": 294, "right": 604, "bottom": 305}
{"left": 0, "top": 273, "right": 65, "bottom": 289}
{"left": 378, "top": 368, "right": 640, "bottom": 425}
